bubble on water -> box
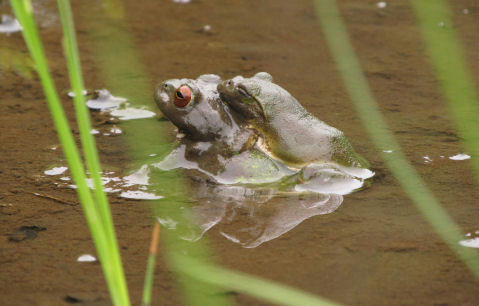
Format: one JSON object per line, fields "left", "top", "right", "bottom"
{"left": 459, "top": 237, "right": 479, "bottom": 248}
{"left": 173, "top": 0, "right": 191, "bottom": 3}
{"left": 123, "top": 165, "right": 150, "bottom": 187}
{"left": 44, "top": 166, "right": 68, "bottom": 176}
{"left": 67, "top": 89, "right": 88, "bottom": 98}
{"left": 383, "top": 150, "right": 393, "bottom": 153}
{"left": 376, "top": 2, "right": 387, "bottom": 9}
{"left": 109, "top": 107, "right": 156, "bottom": 121}
{"left": 423, "top": 156, "right": 432, "bottom": 163}
{"left": 110, "top": 127, "right": 122, "bottom": 135}
{"left": 60, "top": 177, "right": 70, "bottom": 181}
{"left": 203, "top": 24, "right": 211, "bottom": 31}
{"left": 90, "top": 129, "right": 100, "bottom": 135}
{"left": 120, "top": 190, "right": 163, "bottom": 200}
{"left": 86, "top": 89, "right": 127, "bottom": 110}
{"left": 462, "top": 8, "right": 469, "bottom": 15}
{"left": 0, "top": 15, "right": 22, "bottom": 34}
{"left": 449, "top": 153, "right": 471, "bottom": 161}
{"left": 77, "top": 254, "right": 96, "bottom": 262}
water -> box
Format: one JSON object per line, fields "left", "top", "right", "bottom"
{"left": 2, "top": 0, "right": 479, "bottom": 304}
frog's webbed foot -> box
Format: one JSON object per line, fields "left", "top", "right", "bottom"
{"left": 294, "top": 163, "right": 364, "bottom": 195}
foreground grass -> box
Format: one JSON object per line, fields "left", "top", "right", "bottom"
{"left": 10, "top": 0, "right": 130, "bottom": 305}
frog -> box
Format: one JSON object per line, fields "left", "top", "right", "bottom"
{"left": 153, "top": 74, "right": 293, "bottom": 184}
{"left": 217, "top": 72, "right": 372, "bottom": 178}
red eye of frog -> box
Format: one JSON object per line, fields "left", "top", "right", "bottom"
{"left": 174, "top": 85, "right": 191, "bottom": 107}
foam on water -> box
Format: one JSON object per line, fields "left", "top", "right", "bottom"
{"left": 120, "top": 190, "right": 163, "bottom": 200}
{"left": 109, "top": 107, "right": 156, "bottom": 120}
{"left": 86, "top": 89, "right": 127, "bottom": 110}
{"left": 77, "top": 254, "right": 96, "bottom": 262}
{"left": 449, "top": 153, "right": 471, "bottom": 161}
{"left": 0, "top": 15, "right": 22, "bottom": 34}
{"left": 44, "top": 166, "right": 68, "bottom": 176}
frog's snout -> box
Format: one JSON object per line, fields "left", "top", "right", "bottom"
{"left": 155, "top": 82, "right": 172, "bottom": 105}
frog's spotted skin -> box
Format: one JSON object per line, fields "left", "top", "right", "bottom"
{"left": 218, "top": 72, "right": 371, "bottom": 173}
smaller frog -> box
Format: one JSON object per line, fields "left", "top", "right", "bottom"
{"left": 218, "top": 72, "right": 371, "bottom": 173}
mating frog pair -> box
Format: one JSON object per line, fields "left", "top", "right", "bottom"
{"left": 153, "top": 72, "right": 373, "bottom": 194}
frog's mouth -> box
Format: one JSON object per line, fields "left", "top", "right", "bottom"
{"left": 235, "top": 84, "right": 266, "bottom": 121}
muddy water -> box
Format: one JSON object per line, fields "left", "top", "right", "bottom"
{"left": 2, "top": 0, "right": 479, "bottom": 305}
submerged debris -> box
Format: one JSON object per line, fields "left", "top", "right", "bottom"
{"left": 9, "top": 226, "right": 46, "bottom": 242}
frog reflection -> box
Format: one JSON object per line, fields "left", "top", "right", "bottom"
{"left": 146, "top": 167, "right": 343, "bottom": 248}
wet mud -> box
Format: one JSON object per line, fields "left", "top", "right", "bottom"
{"left": 2, "top": 0, "right": 479, "bottom": 305}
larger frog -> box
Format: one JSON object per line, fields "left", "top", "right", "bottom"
{"left": 153, "top": 74, "right": 293, "bottom": 184}
{"left": 217, "top": 72, "right": 371, "bottom": 173}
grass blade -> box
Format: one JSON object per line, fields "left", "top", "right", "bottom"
{"left": 313, "top": 0, "right": 479, "bottom": 279}
{"left": 170, "top": 254, "right": 340, "bottom": 306}
{"left": 410, "top": 1, "right": 479, "bottom": 185}
{"left": 56, "top": 0, "right": 130, "bottom": 304}
{"left": 142, "top": 222, "right": 161, "bottom": 306}
{"left": 10, "top": 0, "right": 130, "bottom": 304}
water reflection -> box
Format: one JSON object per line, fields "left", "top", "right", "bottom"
{"left": 146, "top": 146, "right": 349, "bottom": 248}
{"left": 156, "top": 173, "right": 343, "bottom": 248}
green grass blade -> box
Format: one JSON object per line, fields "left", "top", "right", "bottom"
{"left": 56, "top": 0, "right": 130, "bottom": 304}
{"left": 410, "top": 1, "right": 479, "bottom": 187}
{"left": 10, "top": 1, "right": 130, "bottom": 304}
{"left": 313, "top": 0, "right": 479, "bottom": 280}
{"left": 171, "top": 254, "right": 340, "bottom": 306}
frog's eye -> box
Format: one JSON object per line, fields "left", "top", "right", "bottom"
{"left": 174, "top": 85, "right": 191, "bottom": 107}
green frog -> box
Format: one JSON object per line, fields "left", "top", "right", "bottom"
{"left": 217, "top": 72, "right": 371, "bottom": 177}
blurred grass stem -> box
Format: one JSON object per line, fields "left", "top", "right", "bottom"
{"left": 313, "top": 0, "right": 479, "bottom": 279}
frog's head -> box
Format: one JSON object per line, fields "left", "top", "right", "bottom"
{"left": 154, "top": 74, "right": 237, "bottom": 141}
{"left": 218, "top": 72, "right": 296, "bottom": 124}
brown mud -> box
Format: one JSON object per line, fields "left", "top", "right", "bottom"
{"left": 2, "top": 0, "right": 479, "bottom": 305}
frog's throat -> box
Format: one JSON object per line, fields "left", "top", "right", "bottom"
{"left": 237, "top": 84, "right": 266, "bottom": 121}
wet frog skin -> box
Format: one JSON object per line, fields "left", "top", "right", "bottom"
{"left": 154, "top": 74, "right": 256, "bottom": 154}
{"left": 154, "top": 74, "right": 292, "bottom": 184}
{"left": 218, "top": 72, "right": 370, "bottom": 170}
